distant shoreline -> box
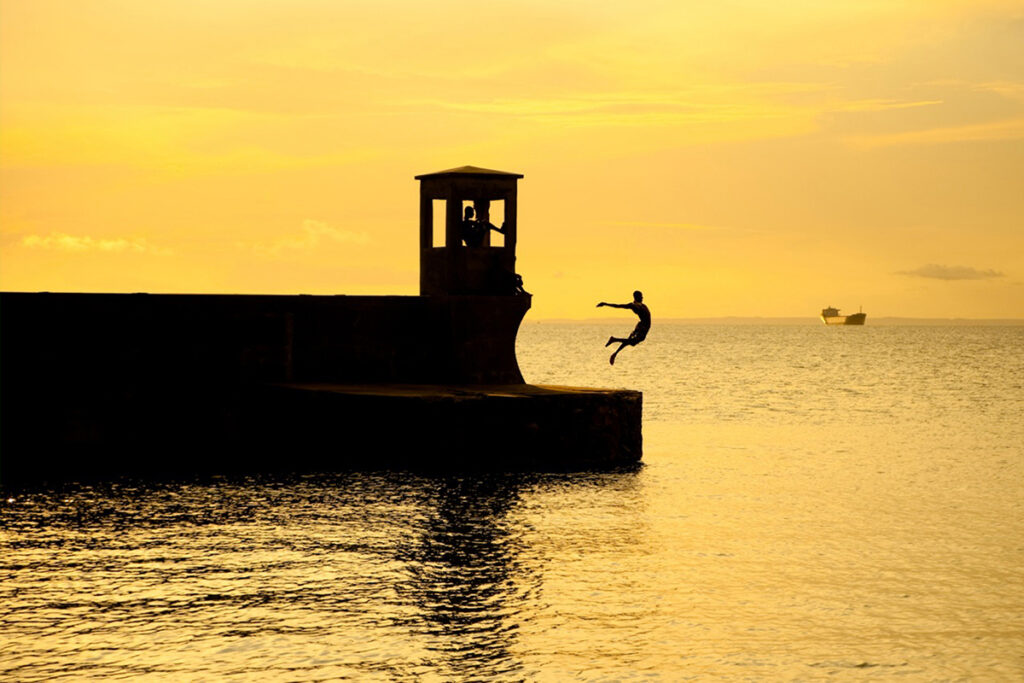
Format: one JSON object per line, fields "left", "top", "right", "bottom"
{"left": 530, "top": 317, "right": 1024, "bottom": 326}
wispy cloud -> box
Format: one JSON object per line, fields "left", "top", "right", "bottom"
{"left": 970, "top": 81, "right": 1024, "bottom": 103}
{"left": 249, "top": 219, "right": 370, "bottom": 255}
{"left": 848, "top": 118, "right": 1024, "bottom": 148}
{"left": 608, "top": 220, "right": 723, "bottom": 231}
{"left": 898, "top": 264, "right": 1005, "bottom": 280}
{"left": 829, "top": 99, "right": 945, "bottom": 113}
{"left": 20, "top": 233, "right": 171, "bottom": 254}
{"left": 415, "top": 84, "right": 818, "bottom": 126}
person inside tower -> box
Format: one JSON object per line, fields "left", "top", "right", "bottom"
{"left": 461, "top": 205, "right": 505, "bottom": 247}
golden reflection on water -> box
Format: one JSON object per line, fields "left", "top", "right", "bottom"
{"left": 0, "top": 472, "right": 648, "bottom": 680}
{"left": 391, "top": 476, "right": 537, "bottom": 680}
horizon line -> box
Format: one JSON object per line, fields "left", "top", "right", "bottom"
{"left": 529, "top": 316, "right": 1024, "bottom": 325}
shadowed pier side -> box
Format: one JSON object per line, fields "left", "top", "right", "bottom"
{"left": 254, "top": 383, "right": 642, "bottom": 471}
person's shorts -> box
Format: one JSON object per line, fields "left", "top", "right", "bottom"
{"left": 627, "top": 323, "right": 650, "bottom": 345}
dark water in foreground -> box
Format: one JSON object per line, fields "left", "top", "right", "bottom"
{"left": 2, "top": 324, "right": 1023, "bottom": 680}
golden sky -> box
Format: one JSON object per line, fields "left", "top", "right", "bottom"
{"left": 2, "top": 0, "right": 1022, "bottom": 318}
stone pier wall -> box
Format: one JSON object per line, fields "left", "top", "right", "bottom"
{"left": 0, "top": 292, "right": 530, "bottom": 386}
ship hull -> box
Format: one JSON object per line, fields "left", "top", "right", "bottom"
{"left": 822, "top": 313, "right": 866, "bottom": 325}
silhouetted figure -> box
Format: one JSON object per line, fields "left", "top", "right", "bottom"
{"left": 502, "top": 269, "right": 529, "bottom": 296}
{"left": 461, "top": 206, "right": 505, "bottom": 247}
{"left": 597, "top": 290, "right": 651, "bottom": 365}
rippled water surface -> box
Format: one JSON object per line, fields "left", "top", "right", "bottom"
{"left": 3, "top": 324, "right": 1023, "bottom": 680}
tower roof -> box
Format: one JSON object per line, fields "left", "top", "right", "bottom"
{"left": 415, "top": 165, "right": 523, "bottom": 180}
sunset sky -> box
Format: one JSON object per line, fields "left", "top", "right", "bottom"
{"left": 2, "top": 0, "right": 1022, "bottom": 318}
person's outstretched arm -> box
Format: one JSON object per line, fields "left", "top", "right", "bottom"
{"left": 597, "top": 302, "right": 630, "bottom": 308}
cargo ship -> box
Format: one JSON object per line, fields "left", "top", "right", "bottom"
{"left": 821, "top": 306, "right": 866, "bottom": 325}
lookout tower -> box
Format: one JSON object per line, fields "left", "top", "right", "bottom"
{"left": 416, "top": 165, "right": 524, "bottom": 296}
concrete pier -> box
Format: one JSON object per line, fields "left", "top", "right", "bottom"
{"left": 0, "top": 167, "right": 643, "bottom": 485}
{"left": 0, "top": 292, "right": 642, "bottom": 484}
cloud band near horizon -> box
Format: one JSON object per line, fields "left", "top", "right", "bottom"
{"left": 898, "top": 264, "right": 1005, "bottom": 280}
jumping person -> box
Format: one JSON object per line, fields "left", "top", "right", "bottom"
{"left": 597, "top": 290, "right": 651, "bottom": 365}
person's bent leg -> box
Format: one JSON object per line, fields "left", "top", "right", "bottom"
{"left": 610, "top": 341, "right": 629, "bottom": 365}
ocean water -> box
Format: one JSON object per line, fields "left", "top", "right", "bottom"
{"left": 2, "top": 323, "right": 1022, "bottom": 680}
